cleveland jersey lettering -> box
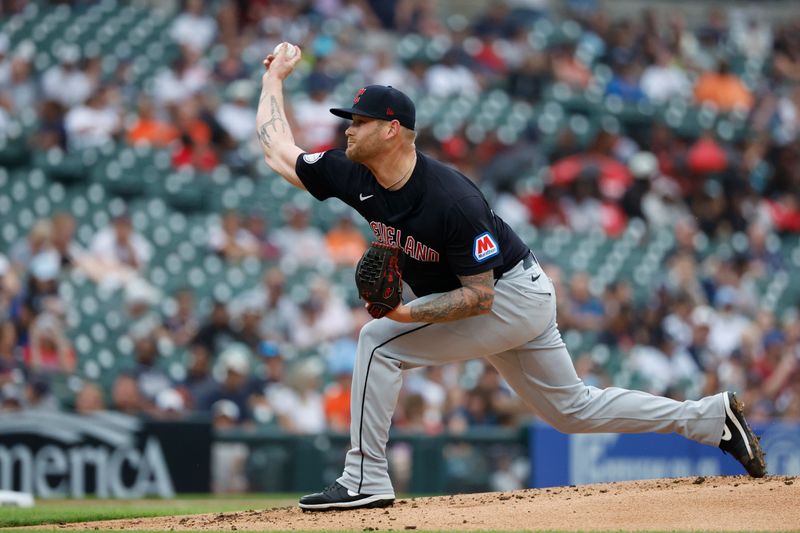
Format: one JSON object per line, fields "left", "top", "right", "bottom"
{"left": 368, "top": 221, "right": 441, "bottom": 263}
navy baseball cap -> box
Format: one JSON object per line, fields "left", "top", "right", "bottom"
{"left": 330, "top": 85, "right": 415, "bottom": 131}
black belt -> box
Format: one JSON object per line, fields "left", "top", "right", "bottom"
{"left": 522, "top": 251, "right": 535, "bottom": 270}
{"left": 496, "top": 251, "right": 536, "bottom": 282}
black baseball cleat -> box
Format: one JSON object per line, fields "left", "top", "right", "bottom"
{"left": 719, "top": 392, "right": 766, "bottom": 478}
{"left": 298, "top": 482, "right": 395, "bottom": 511}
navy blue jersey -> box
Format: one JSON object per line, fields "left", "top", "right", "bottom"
{"left": 296, "top": 150, "right": 529, "bottom": 297}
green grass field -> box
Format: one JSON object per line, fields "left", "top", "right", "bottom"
{"left": 0, "top": 494, "right": 295, "bottom": 529}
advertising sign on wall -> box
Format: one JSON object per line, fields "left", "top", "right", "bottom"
{"left": 530, "top": 422, "right": 800, "bottom": 488}
{"left": 0, "top": 411, "right": 211, "bottom": 498}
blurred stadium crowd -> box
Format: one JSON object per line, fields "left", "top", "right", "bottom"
{"left": 1, "top": 0, "right": 800, "bottom": 489}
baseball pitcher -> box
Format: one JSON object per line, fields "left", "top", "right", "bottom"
{"left": 256, "top": 43, "right": 766, "bottom": 511}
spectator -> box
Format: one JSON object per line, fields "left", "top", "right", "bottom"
{"left": 5, "top": 53, "right": 39, "bottom": 113}
{"left": 111, "top": 373, "right": 145, "bottom": 415}
{"left": 507, "top": 52, "right": 549, "bottom": 101}
{"left": 170, "top": 0, "right": 218, "bottom": 54}
{"left": 0, "top": 254, "right": 20, "bottom": 324}
{"left": 640, "top": 49, "right": 691, "bottom": 103}
{"left": 163, "top": 288, "right": 200, "bottom": 347}
{"left": 0, "top": 35, "right": 9, "bottom": 88}
{"left": 744, "top": 224, "right": 783, "bottom": 276}
{"left": 183, "top": 342, "right": 215, "bottom": 407}
{"left": 239, "top": 268, "right": 300, "bottom": 344}
{"left": 153, "top": 50, "right": 211, "bottom": 106}
{"left": 171, "top": 132, "right": 219, "bottom": 171}
{"left": 708, "top": 286, "right": 752, "bottom": 359}
{"left": 9, "top": 218, "right": 52, "bottom": 275}
{"left": 126, "top": 96, "right": 179, "bottom": 147}
{"left": 243, "top": 212, "right": 281, "bottom": 260}
{"left": 24, "top": 375, "right": 60, "bottom": 411}
{"left": 250, "top": 352, "right": 280, "bottom": 425}
{"left": 560, "top": 174, "right": 605, "bottom": 234}
{"left": 198, "top": 344, "right": 260, "bottom": 423}
{"left": 565, "top": 272, "right": 605, "bottom": 331}
{"left": 208, "top": 210, "right": 260, "bottom": 261}
{"left": 213, "top": 43, "right": 248, "bottom": 83}
{"left": 324, "top": 215, "right": 368, "bottom": 266}
{"left": 193, "top": 301, "right": 241, "bottom": 360}
{"left": 41, "top": 45, "right": 93, "bottom": 108}
{"left": 50, "top": 212, "right": 83, "bottom": 271}
{"left": 292, "top": 71, "right": 341, "bottom": 152}
{"left": 369, "top": 49, "right": 414, "bottom": 89}
{"left": 772, "top": 22, "right": 800, "bottom": 85}
{"left": 216, "top": 80, "right": 257, "bottom": 145}
{"left": 693, "top": 60, "right": 754, "bottom": 111}
{"left": 254, "top": 340, "right": 283, "bottom": 386}
{"left": 623, "top": 151, "right": 688, "bottom": 226}
{"left": 291, "top": 277, "right": 354, "bottom": 350}
{"left": 33, "top": 100, "right": 67, "bottom": 150}
{"left": 154, "top": 388, "right": 187, "bottom": 420}
{"left": 662, "top": 292, "right": 696, "bottom": 349}
{"left": 404, "top": 366, "right": 448, "bottom": 432}
{"left": 730, "top": 11, "right": 772, "bottom": 61}
{"left": 273, "top": 205, "right": 329, "bottom": 267}
{"left": 23, "top": 251, "right": 64, "bottom": 317}
{"left": 605, "top": 61, "right": 647, "bottom": 103}
{"left": 89, "top": 212, "right": 153, "bottom": 279}
{"left": 129, "top": 331, "right": 172, "bottom": 407}
{"left": 210, "top": 399, "right": 249, "bottom": 492}
{"left": 269, "top": 358, "right": 326, "bottom": 434}
{"left": 424, "top": 49, "right": 480, "bottom": 97}
{"left": 64, "top": 87, "right": 121, "bottom": 150}
{"left": 75, "top": 383, "right": 107, "bottom": 414}
{"left": 22, "top": 313, "right": 75, "bottom": 376}
{"left": 323, "top": 330, "right": 358, "bottom": 433}
{"left": 124, "top": 277, "right": 164, "bottom": 342}
{"left": 550, "top": 42, "right": 592, "bottom": 89}
{"left": 231, "top": 296, "right": 263, "bottom": 354}
{"left": 686, "top": 305, "right": 715, "bottom": 371}
{"left": 472, "top": 1, "right": 514, "bottom": 38}
{"left": 629, "top": 328, "right": 702, "bottom": 398}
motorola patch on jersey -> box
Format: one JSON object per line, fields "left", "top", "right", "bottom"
{"left": 473, "top": 232, "right": 499, "bottom": 262}
{"left": 303, "top": 152, "right": 326, "bottom": 164}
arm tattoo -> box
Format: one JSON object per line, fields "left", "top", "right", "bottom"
{"left": 256, "top": 95, "right": 288, "bottom": 149}
{"left": 410, "top": 271, "right": 495, "bottom": 323}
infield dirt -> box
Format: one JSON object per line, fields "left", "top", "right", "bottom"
{"left": 38, "top": 475, "right": 799, "bottom": 532}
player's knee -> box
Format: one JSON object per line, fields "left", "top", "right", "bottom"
{"left": 357, "top": 320, "right": 384, "bottom": 351}
{"left": 548, "top": 415, "right": 585, "bottom": 433}
{"left": 539, "top": 387, "right": 592, "bottom": 433}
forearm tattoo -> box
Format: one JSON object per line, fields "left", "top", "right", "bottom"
{"left": 256, "top": 95, "right": 287, "bottom": 148}
{"left": 410, "top": 271, "right": 494, "bottom": 323}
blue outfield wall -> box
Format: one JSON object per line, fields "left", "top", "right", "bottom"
{"left": 529, "top": 422, "right": 800, "bottom": 487}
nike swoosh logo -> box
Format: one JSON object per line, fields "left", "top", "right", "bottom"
{"left": 531, "top": 274, "right": 541, "bottom": 283}
{"left": 359, "top": 194, "right": 374, "bottom": 201}
{"left": 721, "top": 424, "right": 732, "bottom": 441}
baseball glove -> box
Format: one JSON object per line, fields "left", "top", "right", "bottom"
{"left": 355, "top": 242, "right": 403, "bottom": 319}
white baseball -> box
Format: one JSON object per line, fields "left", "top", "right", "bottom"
{"left": 272, "top": 42, "right": 297, "bottom": 58}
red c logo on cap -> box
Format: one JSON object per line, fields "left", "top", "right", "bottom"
{"left": 354, "top": 88, "right": 366, "bottom": 104}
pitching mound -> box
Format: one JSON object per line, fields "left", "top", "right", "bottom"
{"left": 47, "top": 476, "right": 797, "bottom": 532}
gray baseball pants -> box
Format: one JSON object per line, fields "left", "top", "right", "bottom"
{"left": 337, "top": 255, "right": 727, "bottom": 495}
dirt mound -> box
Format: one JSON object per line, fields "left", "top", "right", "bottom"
{"left": 44, "top": 476, "right": 798, "bottom": 532}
